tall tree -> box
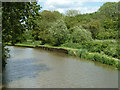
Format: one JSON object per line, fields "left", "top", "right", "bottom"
{"left": 2, "top": 2, "right": 41, "bottom": 44}
{"left": 2, "top": 2, "right": 41, "bottom": 67}
{"left": 32, "top": 10, "right": 62, "bottom": 43}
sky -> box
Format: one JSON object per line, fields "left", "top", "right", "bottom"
{"left": 37, "top": 0, "right": 119, "bottom": 14}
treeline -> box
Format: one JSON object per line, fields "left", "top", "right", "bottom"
{"left": 30, "top": 2, "right": 119, "bottom": 45}
{"left": 2, "top": 2, "right": 120, "bottom": 67}
{"left": 30, "top": 2, "right": 119, "bottom": 59}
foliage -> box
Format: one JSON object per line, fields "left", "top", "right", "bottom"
{"left": 63, "top": 2, "right": 119, "bottom": 40}
{"left": 83, "top": 19, "right": 101, "bottom": 39}
{"left": 62, "top": 40, "right": 119, "bottom": 59}
{"left": 65, "top": 10, "right": 81, "bottom": 17}
{"left": 2, "top": 2, "right": 41, "bottom": 45}
{"left": 32, "top": 10, "right": 63, "bottom": 43}
{"left": 40, "top": 10, "right": 62, "bottom": 22}
{"left": 61, "top": 42, "right": 82, "bottom": 49}
{"left": 68, "top": 49, "right": 119, "bottom": 68}
{"left": 64, "top": 16, "right": 78, "bottom": 29}
{"left": 48, "top": 20, "right": 69, "bottom": 46}
{"left": 69, "top": 25, "right": 93, "bottom": 43}
{"left": 98, "top": 2, "right": 118, "bottom": 19}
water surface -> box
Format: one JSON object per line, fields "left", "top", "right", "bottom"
{"left": 3, "top": 46, "right": 119, "bottom": 88}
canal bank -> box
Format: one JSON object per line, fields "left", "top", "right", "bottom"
{"left": 6, "top": 43, "right": 120, "bottom": 69}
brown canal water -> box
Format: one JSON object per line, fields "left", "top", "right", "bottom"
{"left": 2, "top": 46, "right": 119, "bottom": 88}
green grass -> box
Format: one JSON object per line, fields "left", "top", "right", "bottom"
{"left": 61, "top": 40, "right": 119, "bottom": 59}
{"left": 68, "top": 49, "right": 119, "bottom": 69}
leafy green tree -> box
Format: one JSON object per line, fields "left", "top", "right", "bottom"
{"left": 66, "top": 10, "right": 81, "bottom": 17}
{"left": 2, "top": 2, "right": 41, "bottom": 44}
{"left": 32, "top": 10, "right": 62, "bottom": 43}
{"left": 48, "top": 20, "right": 69, "bottom": 45}
{"left": 2, "top": 2, "right": 41, "bottom": 67}
{"left": 98, "top": 2, "right": 118, "bottom": 19}
{"left": 103, "top": 18, "right": 118, "bottom": 30}
{"left": 69, "top": 25, "right": 93, "bottom": 43}
{"left": 87, "top": 20, "right": 101, "bottom": 39}
{"left": 64, "top": 16, "right": 80, "bottom": 29}
{"left": 40, "top": 10, "right": 62, "bottom": 22}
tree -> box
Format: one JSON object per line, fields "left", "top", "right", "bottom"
{"left": 98, "top": 2, "right": 118, "bottom": 20}
{"left": 69, "top": 25, "right": 92, "bottom": 43}
{"left": 2, "top": 2, "right": 41, "bottom": 67}
{"left": 48, "top": 20, "right": 69, "bottom": 45}
{"left": 32, "top": 10, "right": 63, "bottom": 43}
{"left": 40, "top": 10, "right": 62, "bottom": 22}
{"left": 87, "top": 20, "right": 101, "bottom": 39}
{"left": 2, "top": 2, "right": 41, "bottom": 44}
{"left": 66, "top": 10, "right": 81, "bottom": 17}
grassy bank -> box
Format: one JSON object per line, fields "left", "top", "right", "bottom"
{"left": 68, "top": 49, "right": 119, "bottom": 68}
{"left": 6, "top": 43, "right": 120, "bottom": 70}
{"left": 61, "top": 40, "right": 119, "bottom": 59}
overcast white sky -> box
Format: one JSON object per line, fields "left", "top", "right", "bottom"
{"left": 37, "top": 0, "right": 119, "bottom": 14}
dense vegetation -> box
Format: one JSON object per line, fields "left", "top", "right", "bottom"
{"left": 2, "top": 2, "right": 120, "bottom": 68}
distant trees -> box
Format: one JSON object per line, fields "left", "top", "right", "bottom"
{"left": 98, "top": 2, "right": 118, "bottom": 19}
{"left": 40, "top": 10, "right": 62, "bottom": 22}
{"left": 63, "top": 2, "right": 119, "bottom": 40}
{"left": 66, "top": 10, "right": 81, "bottom": 17}
{"left": 85, "top": 20, "right": 101, "bottom": 39}
{"left": 96, "top": 2, "right": 118, "bottom": 39}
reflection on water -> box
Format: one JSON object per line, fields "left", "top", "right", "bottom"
{"left": 2, "top": 46, "right": 119, "bottom": 88}
{"left": 3, "top": 58, "right": 51, "bottom": 83}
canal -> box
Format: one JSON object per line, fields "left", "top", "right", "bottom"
{"left": 2, "top": 46, "right": 119, "bottom": 88}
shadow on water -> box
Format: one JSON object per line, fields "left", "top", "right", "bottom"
{"left": 2, "top": 58, "right": 52, "bottom": 85}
